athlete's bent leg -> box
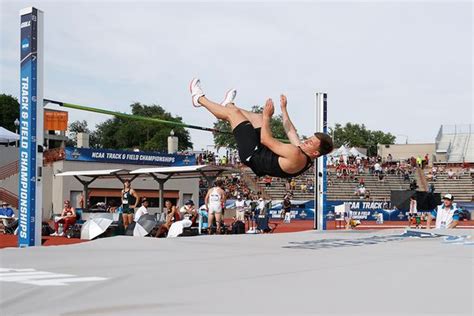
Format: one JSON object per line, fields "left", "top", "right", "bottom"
{"left": 199, "top": 96, "right": 249, "bottom": 130}
{"left": 226, "top": 103, "right": 263, "bottom": 129}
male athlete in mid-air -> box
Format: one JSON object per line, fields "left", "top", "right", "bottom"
{"left": 190, "top": 78, "right": 333, "bottom": 178}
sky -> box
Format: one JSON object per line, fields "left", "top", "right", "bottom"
{"left": 1, "top": 0, "right": 472, "bottom": 151}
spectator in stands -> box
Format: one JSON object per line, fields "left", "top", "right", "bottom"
{"left": 307, "top": 179, "right": 314, "bottom": 193}
{"left": 0, "top": 202, "right": 15, "bottom": 225}
{"left": 0, "top": 202, "right": 15, "bottom": 234}
{"left": 409, "top": 179, "right": 418, "bottom": 191}
{"left": 426, "top": 194, "right": 460, "bottom": 229}
{"left": 107, "top": 200, "right": 118, "bottom": 213}
{"left": 121, "top": 180, "right": 139, "bottom": 230}
{"left": 234, "top": 195, "right": 246, "bottom": 222}
{"left": 205, "top": 180, "right": 226, "bottom": 234}
{"left": 300, "top": 182, "right": 308, "bottom": 193}
{"left": 51, "top": 200, "right": 76, "bottom": 237}
{"left": 290, "top": 178, "right": 297, "bottom": 191}
{"left": 156, "top": 200, "right": 180, "bottom": 237}
{"left": 179, "top": 200, "right": 198, "bottom": 226}
{"left": 264, "top": 176, "right": 272, "bottom": 188}
{"left": 424, "top": 153, "right": 429, "bottom": 167}
{"left": 354, "top": 184, "right": 366, "bottom": 199}
{"left": 134, "top": 198, "right": 149, "bottom": 222}
{"left": 447, "top": 169, "right": 455, "bottom": 179}
{"left": 373, "top": 162, "right": 382, "bottom": 176}
{"left": 387, "top": 154, "right": 392, "bottom": 163}
{"left": 416, "top": 156, "right": 422, "bottom": 168}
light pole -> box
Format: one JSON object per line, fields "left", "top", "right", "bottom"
{"left": 14, "top": 118, "right": 19, "bottom": 147}
{"left": 396, "top": 134, "right": 408, "bottom": 144}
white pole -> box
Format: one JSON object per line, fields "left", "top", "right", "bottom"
{"left": 314, "top": 93, "right": 327, "bottom": 230}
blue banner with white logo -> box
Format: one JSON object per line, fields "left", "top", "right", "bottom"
{"left": 325, "top": 200, "right": 416, "bottom": 221}
{"left": 65, "top": 147, "right": 196, "bottom": 166}
{"left": 18, "top": 8, "right": 38, "bottom": 247}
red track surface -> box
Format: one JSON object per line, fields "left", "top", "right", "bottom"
{"left": 1, "top": 220, "right": 472, "bottom": 249}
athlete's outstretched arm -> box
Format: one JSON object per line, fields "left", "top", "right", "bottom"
{"left": 280, "top": 95, "right": 301, "bottom": 146}
{"left": 261, "top": 99, "right": 299, "bottom": 159}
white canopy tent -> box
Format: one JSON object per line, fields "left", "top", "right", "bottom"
{"left": 329, "top": 145, "right": 351, "bottom": 157}
{"left": 349, "top": 147, "right": 367, "bottom": 158}
{"left": 0, "top": 126, "right": 20, "bottom": 143}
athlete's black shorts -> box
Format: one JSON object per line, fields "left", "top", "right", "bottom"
{"left": 233, "top": 121, "right": 261, "bottom": 164}
{"left": 232, "top": 121, "right": 287, "bottom": 177}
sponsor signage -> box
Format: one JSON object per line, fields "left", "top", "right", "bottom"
{"left": 65, "top": 147, "right": 196, "bottom": 166}
{"left": 19, "top": 7, "right": 43, "bottom": 247}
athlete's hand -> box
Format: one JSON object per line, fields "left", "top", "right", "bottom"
{"left": 263, "top": 98, "right": 274, "bottom": 117}
{"left": 280, "top": 94, "right": 287, "bottom": 109}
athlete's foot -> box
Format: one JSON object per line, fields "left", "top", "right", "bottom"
{"left": 221, "top": 88, "right": 237, "bottom": 106}
{"left": 190, "top": 78, "right": 205, "bottom": 107}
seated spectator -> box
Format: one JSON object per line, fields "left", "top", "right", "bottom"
{"left": 51, "top": 200, "right": 76, "bottom": 237}
{"left": 300, "top": 183, "right": 307, "bottom": 193}
{"left": 307, "top": 179, "right": 315, "bottom": 193}
{"left": 155, "top": 200, "right": 180, "bottom": 237}
{"left": 426, "top": 194, "right": 460, "bottom": 229}
{"left": 354, "top": 185, "right": 366, "bottom": 198}
{"left": 290, "top": 178, "right": 297, "bottom": 191}
{"left": 264, "top": 176, "right": 272, "bottom": 188}
{"left": 447, "top": 169, "right": 455, "bottom": 179}
{"left": 0, "top": 202, "right": 16, "bottom": 234}
{"left": 179, "top": 200, "right": 198, "bottom": 226}
{"left": 107, "top": 200, "right": 118, "bottom": 213}
{"left": 426, "top": 172, "right": 433, "bottom": 181}
{"left": 134, "top": 198, "right": 149, "bottom": 222}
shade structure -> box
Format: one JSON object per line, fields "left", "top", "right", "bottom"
{"left": 80, "top": 217, "right": 113, "bottom": 240}
{"left": 0, "top": 126, "right": 19, "bottom": 143}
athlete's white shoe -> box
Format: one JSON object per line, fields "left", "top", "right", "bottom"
{"left": 50, "top": 232, "right": 58, "bottom": 236}
{"left": 221, "top": 89, "right": 237, "bottom": 105}
{"left": 190, "top": 78, "right": 205, "bottom": 107}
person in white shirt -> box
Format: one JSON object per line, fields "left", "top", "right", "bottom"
{"left": 447, "top": 169, "right": 455, "bottom": 179}
{"left": 134, "top": 198, "right": 149, "bottom": 222}
{"left": 426, "top": 194, "right": 460, "bottom": 229}
{"left": 234, "top": 195, "right": 246, "bottom": 221}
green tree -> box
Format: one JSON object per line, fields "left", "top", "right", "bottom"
{"left": 331, "top": 122, "right": 395, "bottom": 156}
{"left": 212, "top": 106, "right": 288, "bottom": 149}
{"left": 95, "top": 103, "right": 192, "bottom": 151}
{"left": 0, "top": 94, "right": 20, "bottom": 132}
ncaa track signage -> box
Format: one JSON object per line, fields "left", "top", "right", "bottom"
{"left": 65, "top": 147, "right": 196, "bottom": 166}
{"left": 19, "top": 7, "right": 44, "bottom": 247}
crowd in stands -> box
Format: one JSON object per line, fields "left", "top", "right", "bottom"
{"left": 327, "top": 154, "right": 415, "bottom": 184}
{"left": 199, "top": 174, "right": 255, "bottom": 200}
{"left": 426, "top": 165, "right": 470, "bottom": 181}
{"left": 196, "top": 150, "right": 240, "bottom": 166}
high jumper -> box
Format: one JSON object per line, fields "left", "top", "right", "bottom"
{"left": 190, "top": 78, "right": 333, "bottom": 178}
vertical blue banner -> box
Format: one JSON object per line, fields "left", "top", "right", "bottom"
{"left": 19, "top": 7, "right": 42, "bottom": 247}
